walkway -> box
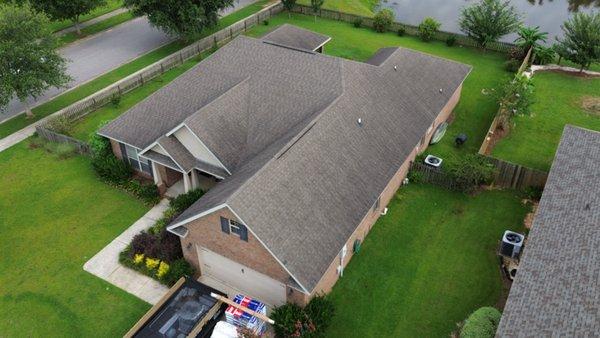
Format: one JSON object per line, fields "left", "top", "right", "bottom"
{"left": 55, "top": 8, "right": 130, "bottom": 36}
{"left": 83, "top": 198, "right": 170, "bottom": 304}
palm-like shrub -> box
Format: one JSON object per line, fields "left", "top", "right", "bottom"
{"left": 459, "top": 0, "right": 522, "bottom": 50}
{"left": 373, "top": 9, "right": 394, "bottom": 33}
{"left": 515, "top": 26, "right": 548, "bottom": 53}
{"left": 418, "top": 17, "right": 441, "bottom": 41}
{"left": 533, "top": 45, "right": 556, "bottom": 65}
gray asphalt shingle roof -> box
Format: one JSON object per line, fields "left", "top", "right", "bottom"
{"left": 151, "top": 34, "right": 471, "bottom": 292}
{"left": 262, "top": 24, "right": 330, "bottom": 51}
{"left": 496, "top": 125, "right": 600, "bottom": 337}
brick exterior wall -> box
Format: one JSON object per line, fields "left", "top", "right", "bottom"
{"left": 181, "top": 84, "right": 463, "bottom": 306}
{"left": 110, "top": 139, "right": 123, "bottom": 160}
{"left": 181, "top": 207, "right": 291, "bottom": 285}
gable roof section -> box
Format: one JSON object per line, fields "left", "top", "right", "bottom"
{"left": 262, "top": 24, "right": 331, "bottom": 51}
{"left": 168, "top": 42, "right": 471, "bottom": 292}
{"left": 497, "top": 125, "right": 600, "bottom": 337}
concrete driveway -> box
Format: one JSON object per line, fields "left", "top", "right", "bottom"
{"left": 1, "top": 0, "right": 259, "bottom": 122}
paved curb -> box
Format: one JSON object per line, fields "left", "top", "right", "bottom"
{"left": 83, "top": 198, "right": 170, "bottom": 305}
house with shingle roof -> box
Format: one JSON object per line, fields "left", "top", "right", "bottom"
{"left": 99, "top": 25, "right": 471, "bottom": 306}
{"left": 496, "top": 125, "right": 600, "bottom": 337}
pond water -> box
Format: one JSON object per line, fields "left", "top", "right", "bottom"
{"left": 378, "top": 0, "right": 599, "bottom": 44}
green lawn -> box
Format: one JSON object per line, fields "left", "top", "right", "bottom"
{"left": 0, "top": 0, "right": 273, "bottom": 139}
{"left": 297, "top": 0, "right": 378, "bottom": 16}
{"left": 0, "top": 142, "right": 151, "bottom": 337}
{"left": 492, "top": 72, "right": 600, "bottom": 171}
{"left": 59, "top": 11, "right": 135, "bottom": 46}
{"left": 247, "top": 13, "right": 510, "bottom": 160}
{"left": 70, "top": 57, "right": 201, "bottom": 141}
{"left": 326, "top": 184, "right": 529, "bottom": 337}
{"left": 49, "top": 0, "right": 124, "bottom": 32}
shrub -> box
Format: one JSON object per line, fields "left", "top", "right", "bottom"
{"left": 131, "top": 231, "right": 157, "bottom": 256}
{"left": 373, "top": 9, "right": 394, "bottom": 33}
{"left": 304, "top": 295, "right": 334, "bottom": 334}
{"left": 460, "top": 307, "right": 502, "bottom": 338}
{"left": 496, "top": 74, "right": 535, "bottom": 127}
{"left": 504, "top": 59, "right": 521, "bottom": 73}
{"left": 446, "top": 154, "right": 496, "bottom": 193}
{"left": 162, "top": 258, "right": 194, "bottom": 286}
{"left": 407, "top": 170, "right": 424, "bottom": 184}
{"left": 111, "top": 94, "right": 121, "bottom": 107}
{"left": 136, "top": 182, "right": 160, "bottom": 204}
{"left": 156, "top": 229, "right": 184, "bottom": 262}
{"left": 272, "top": 296, "right": 335, "bottom": 338}
{"left": 91, "top": 153, "right": 132, "bottom": 184}
{"left": 446, "top": 35, "right": 457, "bottom": 47}
{"left": 46, "top": 115, "right": 73, "bottom": 135}
{"left": 262, "top": 19, "right": 269, "bottom": 25}
{"left": 397, "top": 27, "right": 405, "bottom": 36}
{"left": 353, "top": 18, "right": 362, "bottom": 28}
{"left": 524, "top": 186, "right": 543, "bottom": 200}
{"left": 133, "top": 253, "right": 145, "bottom": 265}
{"left": 533, "top": 45, "right": 556, "bottom": 65}
{"left": 157, "top": 261, "right": 170, "bottom": 278}
{"left": 54, "top": 143, "right": 77, "bottom": 159}
{"left": 418, "top": 17, "right": 441, "bottom": 41}
{"left": 145, "top": 257, "right": 160, "bottom": 270}
{"left": 170, "top": 188, "right": 205, "bottom": 213}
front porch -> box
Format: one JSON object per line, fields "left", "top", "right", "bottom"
{"left": 152, "top": 161, "right": 219, "bottom": 197}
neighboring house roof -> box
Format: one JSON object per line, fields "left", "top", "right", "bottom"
{"left": 99, "top": 29, "right": 471, "bottom": 292}
{"left": 364, "top": 47, "right": 398, "bottom": 66}
{"left": 262, "top": 24, "right": 331, "bottom": 51}
{"left": 497, "top": 125, "right": 600, "bottom": 337}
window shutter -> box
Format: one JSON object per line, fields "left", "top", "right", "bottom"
{"left": 239, "top": 224, "right": 248, "bottom": 242}
{"left": 220, "top": 217, "right": 230, "bottom": 234}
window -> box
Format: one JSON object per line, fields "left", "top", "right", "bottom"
{"left": 121, "top": 143, "right": 153, "bottom": 176}
{"left": 220, "top": 217, "right": 248, "bottom": 241}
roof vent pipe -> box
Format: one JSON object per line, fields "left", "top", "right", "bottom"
{"left": 357, "top": 118, "right": 363, "bottom": 126}
{"left": 439, "top": 88, "right": 443, "bottom": 93}
{"left": 394, "top": 65, "right": 397, "bottom": 71}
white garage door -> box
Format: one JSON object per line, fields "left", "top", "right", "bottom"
{"left": 197, "top": 247, "right": 287, "bottom": 306}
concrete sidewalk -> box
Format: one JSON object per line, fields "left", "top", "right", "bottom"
{"left": 83, "top": 198, "right": 170, "bottom": 304}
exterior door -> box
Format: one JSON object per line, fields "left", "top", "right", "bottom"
{"left": 197, "top": 247, "right": 287, "bottom": 306}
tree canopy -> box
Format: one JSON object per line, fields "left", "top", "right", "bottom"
{"left": 31, "top": 0, "right": 106, "bottom": 35}
{"left": 459, "top": 0, "right": 522, "bottom": 49}
{"left": 556, "top": 11, "right": 600, "bottom": 71}
{"left": 124, "top": 0, "right": 234, "bottom": 41}
{"left": 0, "top": 2, "right": 70, "bottom": 117}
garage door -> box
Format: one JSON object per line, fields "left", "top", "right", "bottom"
{"left": 197, "top": 247, "right": 287, "bottom": 306}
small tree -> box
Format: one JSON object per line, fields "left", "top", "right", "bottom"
{"left": 418, "top": 17, "right": 441, "bottom": 42}
{"left": 555, "top": 12, "right": 600, "bottom": 72}
{"left": 0, "top": 2, "right": 71, "bottom": 118}
{"left": 31, "top": 0, "right": 106, "bottom": 36}
{"left": 310, "top": 0, "right": 324, "bottom": 22}
{"left": 552, "top": 42, "right": 569, "bottom": 65}
{"left": 515, "top": 26, "right": 548, "bottom": 53}
{"left": 124, "top": 0, "right": 234, "bottom": 41}
{"left": 460, "top": 307, "right": 502, "bottom": 338}
{"left": 459, "top": 0, "right": 522, "bottom": 50}
{"left": 281, "top": 0, "right": 296, "bottom": 18}
{"left": 373, "top": 9, "right": 394, "bottom": 33}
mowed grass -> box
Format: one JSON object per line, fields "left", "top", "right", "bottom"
{"left": 49, "top": 0, "right": 124, "bottom": 32}
{"left": 0, "top": 142, "right": 151, "bottom": 337}
{"left": 297, "top": 0, "right": 378, "bottom": 16}
{"left": 247, "top": 13, "right": 510, "bottom": 160}
{"left": 326, "top": 184, "right": 529, "bottom": 337}
{"left": 58, "top": 11, "right": 135, "bottom": 46}
{"left": 70, "top": 57, "right": 202, "bottom": 141}
{"left": 492, "top": 72, "right": 600, "bottom": 171}
{"left": 0, "top": 0, "right": 274, "bottom": 139}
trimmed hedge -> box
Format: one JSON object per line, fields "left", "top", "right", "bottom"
{"left": 460, "top": 307, "right": 502, "bottom": 338}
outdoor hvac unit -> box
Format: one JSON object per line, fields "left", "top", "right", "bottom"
{"left": 500, "top": 230, "right": 525, "bottom": 259}
{"left": 424, "top": 155, "right": 443, "bottom": 168}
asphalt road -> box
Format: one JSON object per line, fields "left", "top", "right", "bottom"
{"left": 1, "top": 0, "right": 258, "bottom": 122}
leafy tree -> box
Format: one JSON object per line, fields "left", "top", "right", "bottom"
{"left": 459, "top": 0, "right": 522, "bottom": 50}
{"left": 515, "top": 26, "right": 548, "bottom": 52}
{"left": 418, "top": 17, "right": 441, "bottom": 42}
{"left": 310, "top": 0, "right": 324, "bottom": 21}
{"left": 552, "top": 42, "right": 570, "bottom": 65}
{"left": 373, "top": 9, "right": 394, "bottom": 33}
{"left": 31, "top": 0, "right": 106, "bottom": 36}
{"left": 0, "top": 2, "right": 70, "bottom": 118}
{"left": 124, "top": 0, "right": 234, "bottom": 41}
{"left": 281, "top": 0, "right": 296, "bottom": 18}
{"left": 460, "top": 307, "right": 502, "bottom": 338}
{"left": 555, "top": 12, "right": 600, "bottom": 72}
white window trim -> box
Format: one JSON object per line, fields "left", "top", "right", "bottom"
{"left": 229, "top": 219, "right": 242, "bottom": 237}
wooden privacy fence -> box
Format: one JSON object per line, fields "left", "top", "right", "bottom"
{"left": 487, "top": 157, "right": 547, "bottom": 190}
{"left": 409, "top": 161, "right": 464, "bottom": 191}
{"left": 291, "top": 5, "right": 515, "bottom": 53}
{"left": 39, "top": 2, "right": 284, "bottom": 127}
{"left": 35, "top": 126, "right": 91, "bottom": 155}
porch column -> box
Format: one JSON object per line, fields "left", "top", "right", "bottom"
{"left": 152, "top": 162, "right": 163, "bottom": 186}
{"left": 190, "top": 169, "right": 199, "bottom": 190}
{"left": 183, "top": 172, "right": 191, "bottom": 192}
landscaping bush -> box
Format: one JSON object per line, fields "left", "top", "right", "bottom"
{"left": 157, "top": 229, "right": 183, "bottom": 262}
{"left": 111, "top": 94, "right": 121, "bottom": 107}
{"left": 524, "top": 186, "right": 543, "bottom": 201}
{"left": 446, "top": 35, "right": 457, "bottom": 47}
{"left": 373, "top": 9, "right": 394, "bottom": 33}
{"left": 503, "top": 59, "right": 521, "bottom": 73}
{"left": 271, "top": 296, "right": 335, "bottom": 338}
{"left": 353, "top": 18, "right": 362, "bottom": 28}
{"left": 161, "top": 258, "right": 194, "bottom": 286}
{"left": 418, "top": 17, "right": 441, "bottom": 41}
{"left": 407, "top": 170, "right": 424, "bottom": 184}
{"left": 46, "top": 114, "right": 73, "bottom": 135}
{"left": 91, "top": 152, "right": 132, "bottom": 184}
{"left": 446, "top": 154, "right": 496, "bottom": 193}
{"left": 169, "top": 188, "right": 205, "bottom": 213}
{"left": 54, "top": 143, "right": 77, "bottom": 160}
{"left": 397, "top": 27, "right": 405, "bottom": 36}
{"left": 496, "top": 74, "right": 535, "bottom": 128}
{"left": 262, "top": 19, "right": 269, "bottom": 25}
{"left": 131, "top": 231, "right": 159, "bottom": 257}
{"left": 460, "top": 307, "right": 502, "bottom": 338}
{"left": 125, "top": 179, "right": 160, "bottom": 204}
